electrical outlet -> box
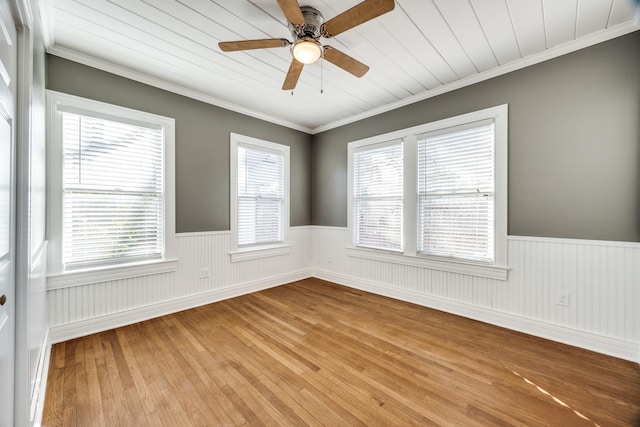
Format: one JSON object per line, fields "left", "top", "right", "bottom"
{"left": 199, "top": 268, "right": 210, "bottom": 279}
{"left": 327, "top": 254, "right": 333, "bottom": 264}
{"left": 556, "top": 291, "right": 570, "bottom": 307}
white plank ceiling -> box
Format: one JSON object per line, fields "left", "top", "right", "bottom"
{"left": 44, "top": 0, "right": 640, "bottom": 133}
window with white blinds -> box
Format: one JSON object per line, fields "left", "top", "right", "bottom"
{"left": 418, "top": 121, "right": 495, "bottom": 262}
{"left": 353, "top": 140, "right": 403, "bottom": 251}
{"left": 237, "top": 143, "right": 285, "bottom": 246}
{"left": 61, "top": 112, "right": 164, "bottom": 269}
{"left": 47, "top": 90, "right": 175, "bottom": 278}
{"left": 230, "top": 133, "right": 290, "bottom": 254}
{"left": 348, "top": 105, "right": 507, "bottom": 276}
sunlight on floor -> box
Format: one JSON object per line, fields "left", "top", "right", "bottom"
{"left": 511, "top": 370, "right": 601, "bottom": 427}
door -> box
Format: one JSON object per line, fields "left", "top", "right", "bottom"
{"left": 0, "top": 1, "right": 17, "bottom": 426}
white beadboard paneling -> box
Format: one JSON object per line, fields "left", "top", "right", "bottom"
{"left": 47, "top": 224, "right": 640, "bottom": 362}
{"left": 47, "top": 227, "right": 313, "bottom": 333}
{"left": 507, "top": 0, "right": 548, "bottom": 55}
{"left": 543, "top": 0, "right": 578, "bottom": 47}
{"left": 576, "top": 0, "right": 615, "bottom": 37}
{"left": 312, "top": 227, "right": 640, "bottom": 361}
{"left": 609, "top": 0, "right": 638, "bottom": 26}
{"left": 401, "top": 0, "right": 477, "bottom": 79}
{"left": 469, "top": 0, "right": 523, "bottom": 65}
{"left": 433, "top": 0, "right": 498, "bottom": 73}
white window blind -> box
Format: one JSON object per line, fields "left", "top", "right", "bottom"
{"left": 237, "top": 143, "right": 285, "bottom": 246}
{"left": 353, "top": 140, "right": 403, "bottom": 251}
{"left": 62, "top": 112, "right": 164, "bottom": 269}
{"left": 417, "top": 121, "right": 495, "bottom": 262}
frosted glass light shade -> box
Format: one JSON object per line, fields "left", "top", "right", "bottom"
{"left": 292, "top": 39, "right": 322, "bottom": 64}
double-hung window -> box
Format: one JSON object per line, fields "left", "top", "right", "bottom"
{"left": 230, "top": 133, "right": 290, "bottom": 261}
{"left": 417, "top": 121, "right": 495, "bottom": 263}
{"left": 352, "top": 140, "right": 403, "bottom": 252}
{"left": 47, "top": 91, "right": 176, "bottom": 283}
{"left": 348, "top": 105, "right": 508, "bottom": 279}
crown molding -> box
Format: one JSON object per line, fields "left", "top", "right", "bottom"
{"left": 46, "top": 45, "right": 314, "bottom": 134}
{"left": 47, "top": 19, "right": 638, "bottom": 136}
{"left": 311, "top": 21, "right": 640, "bottom": 134}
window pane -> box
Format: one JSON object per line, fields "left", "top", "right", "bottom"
{"left": 238, "top": 145, "right": 284, "bottom": 246}
{"left": 354, "top": 141, "right": 403, "bottom": 251}
{"left": 419, "top": 194, "right": 494, "bottom": 262}
{"left": 62, "top": 113, "right": 164, "bottom": 268}
{"left": 355, "top": 198, "right": 403, "bottom": 251}
{"left": 418, "top": 123, "right": 494, "bottom": 262}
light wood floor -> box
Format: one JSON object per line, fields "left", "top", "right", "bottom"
{"left": 42, "top": 278, "right": 640, "bottom": 426}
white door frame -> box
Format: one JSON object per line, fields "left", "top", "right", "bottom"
{"left": 10, "top": 0, "right": 36, "bottom": 426}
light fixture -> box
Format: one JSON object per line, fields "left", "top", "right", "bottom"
{"left": 292, "top": 38, "right": 323, "bottom": 64}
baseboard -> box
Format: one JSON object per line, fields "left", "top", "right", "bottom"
{"left": 31, "top": 330, "right": 51, "bottom": 427}
{"left": 49, "top": 268, "right": 313, "bottom": 344}
{"left": 313, "top": 268, "right": 639, "bottom": 363}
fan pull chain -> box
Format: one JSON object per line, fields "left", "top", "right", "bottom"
{"left": 320, "top": 57, "right": 324, "bottom": 94}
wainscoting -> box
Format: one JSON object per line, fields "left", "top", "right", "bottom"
{"left": 47, "top": 227, "right": 313, "bottom": 342}
{"left": 312, "top": 227, "right": 640, "bottom": 362}
{"left": 46, "top": 225, "right": 639, "bottom": 363}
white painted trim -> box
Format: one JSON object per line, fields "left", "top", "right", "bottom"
{"left": 346, "top": 247, "right": 509, "bottom": 281}
{"left": 176, "top": 230, "right": 231, "bottom": 238}
{"left": 312, "top": 268, "right": 639, "bottom": 363}
{"left": 289, "top": 225, "right": 314, "bottom": 230}
{"left": 30, "top": 241, "right": 47, "bottom": 273}
{"left": 314, "top": 228, "right": 640, "bottom": 249}
{"left": 35, "top": 0, "right": 53, "bottom": 49}
{"left": 311, "top": 225, "right": 348, "bottom": 231}
{"left": 46, "top": 258, "right": 178, "bottom": 290}
{"left": 46, "top": 47, "right": 313, "bottom": 134}
{"left": 13, "top": 6, "right": 36, "bottom": 427}
{"left": 46, "top": 90, "right": 177, "bottom": 277}
{"left": 311, "top": 22, "right": 640, "bottom": 134}
{"left": 48, "top": 268, "right": 313, "bottom": 344}
{"left": 508, "top": 235, "right": 640, "bottom": 248}
{"left": 29, "top": 330, "right": 49, "bottom": 425}
{"left": 346, "top": 105, "right": 508, "bottom": 277}
{"left": 229, "top": 133, "right": 291, "bottom": 254}
{"left": 229, "top": 245, "right": 291, "bottom": 263}
{"left": 30, "top": 335, "right": 51, "bottom": 427}
{"left": 174, "top": 226, "right": 312, "bottom": 239}
{"left": 45, "top": 21, "right": 638, "bottom": 135}
{"left": 10, "top": 0, "right": 34, "bottom": 29}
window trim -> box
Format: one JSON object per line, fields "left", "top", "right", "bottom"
{"left": 46, "top": 90, "right": 176, "bottom": 283}
{"left": 347, "top": 105, "right": 508, "bottom": 280}
{"left": 229, "top": 133, "right": 290, "bottom": 262}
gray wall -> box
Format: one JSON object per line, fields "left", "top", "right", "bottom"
{"left": 46, "top": 55, "right": 312, "bottom": 232}
{"left": 312, "top": 31, "right": 640, "bottom": 242}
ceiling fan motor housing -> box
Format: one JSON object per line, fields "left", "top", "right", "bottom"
{"left": 289, "top": 6, "right": 324, "bottom": 39}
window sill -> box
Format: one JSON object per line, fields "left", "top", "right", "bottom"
{"left": 229, "top": 244, "right": 291, "bottom": 263}
{"left": 346, "top": 247, "right": 508, "bottom": 280}
{"left": 47, "top": 258, "right": 179, "bottom": 290}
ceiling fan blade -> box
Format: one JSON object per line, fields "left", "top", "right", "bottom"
{"left": 219, "top": 39, "right": 289, "bottom": 52}
{"left": 323, "top": 0, "right": 395, "bottom": 37}
{"left": 282, "top": 59, "right": 304, "bottom": 90}
{"left": 277, "top": 0, "right": 305, "bottom": 26}
{"left": 323, "top": 46, "right": 369, "bottom": 78}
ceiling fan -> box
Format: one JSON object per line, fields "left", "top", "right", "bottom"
{"left": 218, "top": 0, "right": 395, "bottom": 90}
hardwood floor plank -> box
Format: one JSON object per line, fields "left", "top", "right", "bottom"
{"left": 42, "top": 278, "right": 640, "bottom": 426}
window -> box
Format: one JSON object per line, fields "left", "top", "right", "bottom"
{"left": 417, "top": 121, "right": 495, "bottom": 263}
{"left": 230, "top": 133, "right": 290, "bottom": 261}
{"left": 353, "top": 140, "right": 403, "bottom": 251}
{"left": 47, "top": 91, "right": 176, "bottom": 283}
{"left": 348, "top": 105, "right": 508, "bottom": 280}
